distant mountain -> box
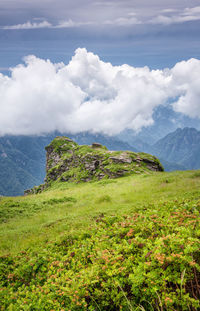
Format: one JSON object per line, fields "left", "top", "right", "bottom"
{"left": 0, "top": 133, "right": 136, "bottom": 196}
{"left": 152, "top": 128, "right": 200, "bottom": 169}
{"left": 0, "top": 135, "right": 53, "bottom": 196}
{"left": 0, "top": 155, "right": 38, "bottom": 196}
{"left": 118, "top": 105, "right": 200, "bottom": 145}
{"left": 158, "top": 158, "right": 187, "bottom": 172}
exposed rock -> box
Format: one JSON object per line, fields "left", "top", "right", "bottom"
{"left": 25, "top": 136, "right": 164, "bottom": 194}
{"left": 92, "top": 143, "right": 104, "bottom": 149}
{"left": 24, "top": 183, "right": 45, "bottom": 195}
{"left": 109, "top": 152, "right": 132, "bottom": 164}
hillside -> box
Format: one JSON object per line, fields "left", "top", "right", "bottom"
{"left": 0, "top": 155, "right": 38, "bottom": 196}
{"left": 153, "top": 127, "right": 200, "bottom": 169}
{"left": 0, "top": 135, "right": 52, "bottom": 196}
{"left": 118, "top": 126, "right": 200, "bottom": 172}
{"left": 0, "top": 170, "right": 200, "bottom": 310}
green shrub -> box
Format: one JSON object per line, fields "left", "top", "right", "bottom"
{"left": 191, "top": 171, "right": 200, "bottom": 178}
{"left": 96, "top": 194, "right": 112, "bottom": 203}
{"left": 42, "top": 196, "right": 77, "bottom": 205}
{"left": 0, "top": 198, "right": 199, "bottom": 310}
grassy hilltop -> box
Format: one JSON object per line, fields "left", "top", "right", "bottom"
{"left": 0, "top": 142, "right": 200, "bottom": 310}
{"left": 26, "top": 136, "right": 163, "bottom": 194}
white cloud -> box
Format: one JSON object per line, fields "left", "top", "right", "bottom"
{"left": 2, "top": 5, "right": 200, "bottom": 31}
{"left": 0, "top": 49, "right": 200, "bottom": 136}
{"left": 171, "top": 58, "right": 200, "bottom": 118}
{"left": 2, "top": 19, "right": 93, "bottom": 30}
{"left": 150, "top": 6, "right": 200, "bottom": 25}
{"left": 183, "top": 6, "right": 200, "bottom": 15}
{"left": 55, "top": 19, "right": 93, "bottom": 28}
{"left": 161, "top": 9, "right": 178, "bottom": 13}
{"left": 103, "top": 16, "right": 141, "bottom": 26}
{"left": 2, "top": 20, "right": 52, "bottom": 30}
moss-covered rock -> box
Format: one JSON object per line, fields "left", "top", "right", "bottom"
{"left": 25, "top": 136, "right": 164, "bottom": 194}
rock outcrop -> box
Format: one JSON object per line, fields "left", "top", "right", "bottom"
{"left": 25, "top": 136, "right": 163, "bottom": 194}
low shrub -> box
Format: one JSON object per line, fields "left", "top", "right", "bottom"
{"left": 0, "top": 198, "right": 199, "bottom": 310}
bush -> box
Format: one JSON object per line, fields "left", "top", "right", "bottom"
{"left": 0, "top": 198, "right": 199, "bottom": 310}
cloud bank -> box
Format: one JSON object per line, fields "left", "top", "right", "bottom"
{"left": 150, "top": 6, "right": 200, "bottom": 25}
{"left": 2, "top": 6, "right": 200, "bottom": 29}
{"left": 0, "top": 48, "right": 200, "bottom": 136}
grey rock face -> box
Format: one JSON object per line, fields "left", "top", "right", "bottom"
{"left": 109, "top": 152, "right": 132, "bottom": 164}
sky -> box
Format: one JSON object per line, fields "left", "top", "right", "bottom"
{"left": 0, "top": 0, "right": 200, "bottom": 136}
{"left": 1, "top": 0, "right": 200, "bottom": 69}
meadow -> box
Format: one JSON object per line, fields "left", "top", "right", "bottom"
{"left": 0, "top": 170, "right": 200, "bottom": 310}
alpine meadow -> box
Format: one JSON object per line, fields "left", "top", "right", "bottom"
{"left": 0, "top": 0, "right": 200, "bottom": 310}
{"left": 0, "top": 138, "right": 200, "bottom": 310}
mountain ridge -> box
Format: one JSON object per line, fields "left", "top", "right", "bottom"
{"left": 152, "top": 127, "right": 200, "bottom": 169}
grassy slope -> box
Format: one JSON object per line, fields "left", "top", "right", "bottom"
{"left": 0, "top": 171, "right": 200, "bottom": 310}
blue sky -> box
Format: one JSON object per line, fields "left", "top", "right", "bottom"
{"left": 0, "top": 0, "right": 200, "bottom": 136}
{"left": 0, "top": 0, "right": 200, "bottom": 71}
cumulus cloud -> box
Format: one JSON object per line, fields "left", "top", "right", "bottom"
{"left": 171, "top": 58, "right": 200, "bottom": 118}
{"left": 0, "top": 48, "right": 200, "bottom": 136}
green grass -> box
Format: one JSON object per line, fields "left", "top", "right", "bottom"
{"left": 46, "top": 136, "right": 77, "bottom": 154}
{"left": 0, "top": 170, "right": 198, "bottom": 255}
{"left": 0, "top": 170, "right": 200, "bottom": 310}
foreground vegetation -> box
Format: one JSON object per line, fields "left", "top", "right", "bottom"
{"left": 0, "top": 171, "right": 200, "bottom": 310}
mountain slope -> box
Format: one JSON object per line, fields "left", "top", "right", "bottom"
{"left": 153, "top": 127, "right": 200, "bottom": 169}
{"left": 117, "top": 105, "right": 200, "bottom": 145}
{"left": 0, "top": 171, "right": 200, "bottom": 310}
{"left": 0, "top": 135, "right": 53, "bottom": 196}
{"left": 0, "top": 156, "right": 39, "bottom": 196}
